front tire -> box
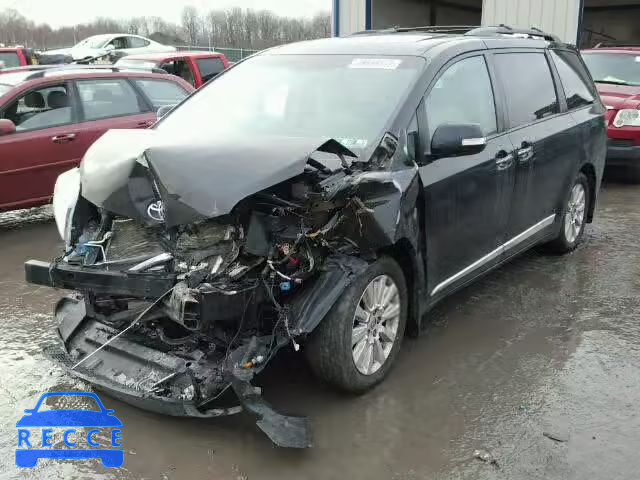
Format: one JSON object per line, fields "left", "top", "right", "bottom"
{"left": 545, "top": 172, "right": 590, "bottom": 254}
{"left": 305, "top": 256, "right": 407, "bottom": 394}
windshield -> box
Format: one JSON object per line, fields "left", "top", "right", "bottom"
{"left": 77, "top": 35, "right": 110, "bottom": 49}
{"left": 0, "top": 52, "right": 21, "bottom": 69}
{"left": 582, "top": 52, "right": 640, "bottom": 86}
{"left": 156, "top": 54, "right": 424, "bottom": 153}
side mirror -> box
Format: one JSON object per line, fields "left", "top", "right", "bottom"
{"left": 156, "top": 104, "right": 175, "bottom": 120}
{"left": 104, "top": 44, "right": 115, "bottom": 52}
{"left": 430, "top": 124, "right": 486, "bottom": 159}
{"left": 0, "top": 119, "right": 16, "bottom": 136}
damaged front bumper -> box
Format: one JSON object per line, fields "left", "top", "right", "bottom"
{"left": 29, "top": 261, "right": 312, "bottom": 448}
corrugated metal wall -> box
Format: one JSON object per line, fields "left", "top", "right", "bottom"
{"left": 481, "top": 0, "right": 582, "bottom": 44}
{"left": 335, "top": 0, "right": 367, "bottom": 36}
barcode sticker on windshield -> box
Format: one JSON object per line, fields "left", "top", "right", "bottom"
{"left": 349, "top": 58, "right": 402, "bottom": 70}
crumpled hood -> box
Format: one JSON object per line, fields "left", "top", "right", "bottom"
{"left": 80, "top": 129, "right": 353, "bottom": 227}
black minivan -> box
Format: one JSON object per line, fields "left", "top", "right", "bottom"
{"left": 26, "top": 25, "right": 606, "bottom": 447}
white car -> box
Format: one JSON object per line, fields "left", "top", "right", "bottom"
{"left": 46, "top": 34, "right": 176, "bottom": 61}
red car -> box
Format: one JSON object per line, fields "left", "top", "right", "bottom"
{"left": 115, "top": 51, "right": 230, "bottom": 88}
{"left": 582, "top": 46, "right": 640, "bottom": 181}
{"left": 0, "top": 47, "right": 35, "bottom": 69}
{"left": 0, "top": 66, "right": 194, "bottom": 211}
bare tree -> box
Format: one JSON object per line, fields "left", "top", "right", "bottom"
{"left": 181, "top": 6, "right": 200, "bottom": 46}
{"left": 0, "top": 7, "right": 331, "bottom": 50}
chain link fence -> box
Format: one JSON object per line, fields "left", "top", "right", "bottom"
{"left": 174, "top": 46, "right": 259, "bottom": 62}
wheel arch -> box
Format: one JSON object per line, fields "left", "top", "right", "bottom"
{"left": 580, "top": 162, "right": 597, "bottom": 223}
{"left": 378, "top": 238, "right": 424, "bottom": 338}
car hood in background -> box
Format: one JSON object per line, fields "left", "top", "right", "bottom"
{"left": 80, "top": 129, "right": 354, "bottom": 227}
{"left": 596, "top": 82, "right": 640, "bottom": 110}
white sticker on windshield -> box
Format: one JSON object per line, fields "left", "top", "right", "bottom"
{"left": 635, "top": 56, "right": 640, "bottom": 62}
{"left": 338, "top": 138, "right": 368, "bottom": 148}
{"left": 349, "top": 58, "right": 402, "bottom": 70}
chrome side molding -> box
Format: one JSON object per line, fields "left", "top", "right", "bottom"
{"left": 430, "top": 214, "right": 556, "bottom": 296}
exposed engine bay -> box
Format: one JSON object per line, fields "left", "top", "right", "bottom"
{"left": 26, "top": 130, "right": 421, "bottom": 448}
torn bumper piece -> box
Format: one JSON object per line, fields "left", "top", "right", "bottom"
{"left": 44, "top": 295, "right": 312, "bottom": 448}
{"left": 25, "top": 259, "right": 176, "bottom": 298}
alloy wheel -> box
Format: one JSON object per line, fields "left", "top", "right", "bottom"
{"left": 564, "top": 183, "right": 586, "bottom": 244}
{"left": 351, "top": 275, "right": 401, "bottom": 375}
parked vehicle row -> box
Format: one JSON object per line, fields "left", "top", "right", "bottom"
{"left": 24, "top": 25, "right": 606, "bottom": 448}
{"left": 0, "top": 67, "right": 194, "bottom": 211}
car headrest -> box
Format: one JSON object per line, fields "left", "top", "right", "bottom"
{"left": 93, "top": 88, "right": 113, "bottom": 102}
{"left": 24, "top": 91, "right": 45, "bottom": 108}
{"left": 47, "top": 90, "right": 69, "bottom": 109}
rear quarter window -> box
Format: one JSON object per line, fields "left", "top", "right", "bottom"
{"left": 133, "top": 79, "right": 189, "bottom": 109}
{"left": 196, "top": 58, "right": 226, "bottom": 83}
{"left": 550, "top": 50, "right": 596, "bottom": 110}
{"left": 0, "top": 52, "right": 21, "bottom": 68}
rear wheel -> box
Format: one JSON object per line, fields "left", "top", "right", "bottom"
{"left": 545, "top": 172, "right": 590, "bottom": 254}
{"left": 305, "top": 256, "right": 407, "bottom": 394}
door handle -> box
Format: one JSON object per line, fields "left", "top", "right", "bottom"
{"left": 51, "top": 133, "right": 76, "bottom": 144}
{"left": 517, "top": 142, "right": 534, "bottom": 163}
{"left": 495, "top": 151, "right": 514, "bottom": 171}
{"left": 137, "top": 121, "right": 153, "bottom": 128}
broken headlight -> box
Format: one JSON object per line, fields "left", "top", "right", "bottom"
{"left": 52, "top": 168, "right": 80, "bottom": 248}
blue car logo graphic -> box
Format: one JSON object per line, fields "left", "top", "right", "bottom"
{"left": 16, "top": 391, "right": 123, "bottom": 468}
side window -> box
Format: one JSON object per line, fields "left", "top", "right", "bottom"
{"left": 550, "top": 50, "right": 596, "bottom": 110}
{"left": 1, "top": 84, "right": 72, "bottom": 131}
{"left": 494, "top": 53, "right": 559, "bottom": 129}
{"left": 160, "top": 60, "right": 195, "bottom": 86}
{"left": 76, "top": 78, "right": 145, "bottom": 121}
{"left": 109, "top": 37, "right": 129, "bottom": 50}
{"left": 133, "top": 79, "right": 189, "bottom": 109}
{"left": 129, "top": 37, "right": 150, "bottom": 48}
{"left": 196, "top": 58, "right": 226, "bottom": 83}
{"left": 425, "top": 56, "right": 497, "bottom": 140}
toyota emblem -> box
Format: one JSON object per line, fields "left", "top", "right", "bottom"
{"left": 147, "top": 200, "right": 165, "bottom": 222}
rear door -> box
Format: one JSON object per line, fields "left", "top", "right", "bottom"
{"left": 491, "top": 50, "right": 579, "bottom": 251}
{"left": 0, "top": 81, "right": 80, "bottom": 210}
{"left": 69, "top": 76, "right": 157, "bottom": 155}
{"left": 130, "top": 77, "right": 191, "bottom": 111}
{"left": 417, "top": 54, "right": 515, "bottom": 298}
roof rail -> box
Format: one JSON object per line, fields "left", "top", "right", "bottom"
{"left": 25, "top": 64, "right": 167, "bottom": 80}
{"left": 465, "top": 25, "right": 560, "bottom": 42}
{"left": 352, "top": 24, "right": 561, "bottom": 42}
{"left": 351, "top": 25, "right": 479, "bottom": 35}
{"left": 593, "top": 41, "right": 640, "bottom": 48}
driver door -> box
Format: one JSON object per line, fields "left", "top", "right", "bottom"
{"left": 416, "top": 54, "right": 515, "bottom": 299}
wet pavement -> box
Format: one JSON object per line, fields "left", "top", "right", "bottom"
{"left": 1, "top": 180, "right": 639, "bottom": 479}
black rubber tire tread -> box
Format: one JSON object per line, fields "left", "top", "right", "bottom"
{"left": 305, "top": 256, "right": 407, "bottom": 394}
{"left": 545, "top": 172, "right": 590, "bottom": 254}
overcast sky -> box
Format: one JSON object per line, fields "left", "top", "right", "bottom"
{"left": 0, "top": 0, "right": 331, "bottom": 27}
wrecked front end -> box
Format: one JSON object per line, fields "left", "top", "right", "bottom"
{"left": 26, "top": 131, "right": 412, "bottom": 447}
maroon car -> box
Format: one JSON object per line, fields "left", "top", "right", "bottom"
{"left": 0, "top": 66, "right": 194, "bottom": 211}
{"left": 582, "top": 46, "right": 640, "bottom": 181}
